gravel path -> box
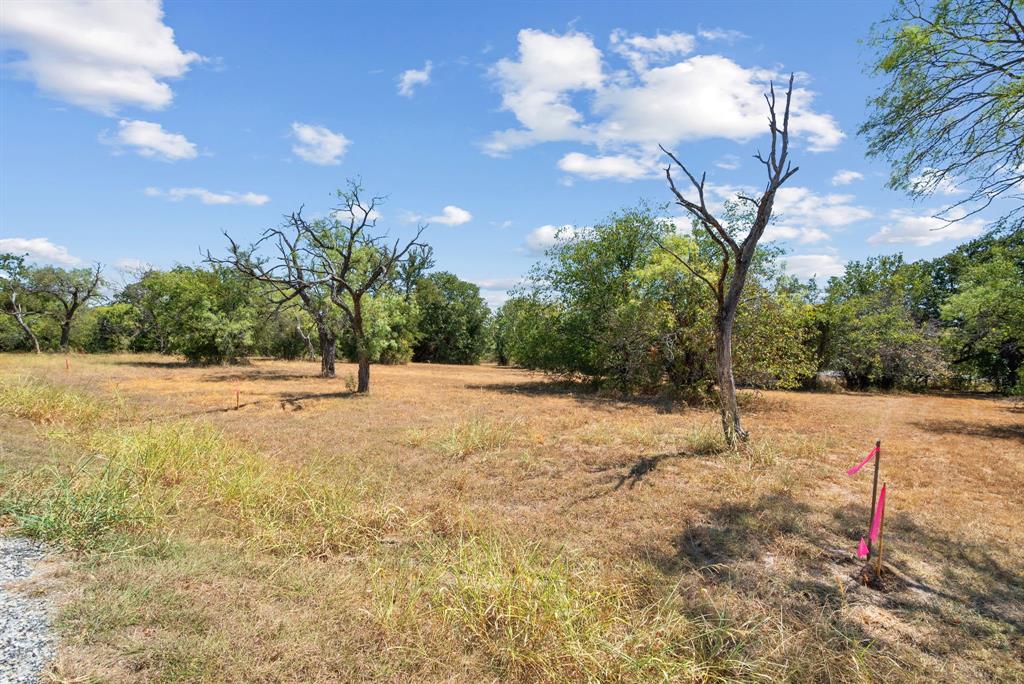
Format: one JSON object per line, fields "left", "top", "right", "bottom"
{"left": 0, "top": 536, "right": 54, "bottom": 684}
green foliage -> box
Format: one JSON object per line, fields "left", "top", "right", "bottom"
{"left": 863, "top": 0, "right": 1024, "bottom": 228}
{"left": 819, "top": 255, "right": 948, "bottom": 389}
{"left": 344, "top": 288, "right": 419, "bottom": 364}
{"left": 132, "top": 266, "right": 258, "bottom": 364}
{"left": 499, "top": 206, "right": 815, "bottom": 395}
{"left": 413, "top": 272, "right": 490, "bottom": 364}
{"left": 941, "top": 243, "right": 1024, "bottom": 392}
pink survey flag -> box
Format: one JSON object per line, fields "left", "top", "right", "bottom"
{"left": 857, "top": 537, "right": 869, "bottom": 559}
{"left": 869, "top": 485, "right": 887, "bottom": 543}
{"left": 846, "top": 446, "right": 879, "bottom": 476}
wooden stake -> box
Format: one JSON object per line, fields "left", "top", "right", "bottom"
{"left": 65, "top": 357, "right": 69, "bottom": 371}
{"left": 235, "top": 389, "right": 240, "bottom": 410}
{"left": 875, "top": 481, "right": 887, "bottom": 577}
{"left": 867, "top": 439, "right": 881, "bottom": 557}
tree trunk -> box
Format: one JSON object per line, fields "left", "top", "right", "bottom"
{"left": 59, "top": 319, "right": 72, "bottom": 350}
{"left": 14, "top": 312, "right": 41, "bottom": 354}
{"left": 352, "top": 303, "right": 370, "bottom": 393}
{"left": 319, "top": 330, "right": 336, "bottom": 378}
{"left": 357, "top": 352, "right": 370, "bottom": 393}
{"left": 714, "top": 311, "right": 747, "bottom": 447}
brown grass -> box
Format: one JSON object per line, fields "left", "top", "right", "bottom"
{"left": 1, "top": 353, "right": 1022, "bottom": 682}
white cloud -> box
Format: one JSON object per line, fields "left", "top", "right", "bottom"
{"left": 784, "top": 254, "right": 846, "bottom": 280}
{"left": 397, "top": 60, "right": 433, "bottom": 97}
{"left": 105, "top": 119, "right": 197, "bottom": 161}
{"left": 114, "top": 257, "right": 150, "bottom": 271}
{"left": 594, "top": 56, "right": 843, "bottom": 152}
{"left": 773, "top": 186, "right": 873, "bottom": 229}
{"left": 657, "top": 216, "right": 691, "bottom": 234}
{"left": 427, "top": 205, "right": 472, "bottom": 226}
{"left": 697, "top": 27, "right": 748, "bottom": 42}
{"left": 0, "top": 237, "right": 82, "bottom": 265}
{"left": 145, "top": 186, "right": 269, "bottom": 206}
{"left": 290, "top": 122, "right": 349, "bottom": 165}
{"left": 471, "top": 277, "right": 522, "bottom": 290}
{"left": 715, "top": 154, "right": 741, "bottom": 170}
{"left": 0, "top": 0, "right": 200, "bottom": 114}
{"left": 484, "top": 29, "right": 605, "bottom": 156}
{"left": 557, "top": 151, "right": 656, "bottom": 180}
{"left": 479, "top": 288, "right": 511, "bottom": 308}
{"left": 524, "top": 224, "right": 575, "bottom": 255}
{"left": 867, "top": 209, "right": 985, "bottom": 246}
{"left": 910, "top": 168, "right": 962, "bottom": 196}
{"left": 332, "top": 207, "right": 381, "bottom": 223}
{"left": 707, "top": 184, "right": 871, "bottom": 243}
{"left": 609, "top": 29, "right": 695, "bottom": 72}
{"left": 485, "top": 30, "right": 844, "bottom": 164}
{"left": 831, "top": 169, "right": 864, "bottom": 186}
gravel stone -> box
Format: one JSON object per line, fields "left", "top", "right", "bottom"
{"left": 0, "top": 536, "right": 53, "bottom": 684}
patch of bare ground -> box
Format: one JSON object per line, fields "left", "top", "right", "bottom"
{"left": 1, "top": 353, "right": 1021, "bottom": 682}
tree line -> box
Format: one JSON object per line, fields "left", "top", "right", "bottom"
{"left": 494, "top": 211, "right": 1023, "bottom": 398}
{"left": 3, "top": 204, "right": 1020, "bottom": 398}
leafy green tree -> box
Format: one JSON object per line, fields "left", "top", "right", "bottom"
{"left": 941, "top": 243, "right": 1024, "bottom": 391}
{"left": 32, "top": 264, "right": 104, "bottom": 350}
{"left": 413, "top": 272, "right": 490, "bottom": 364}
{"left": 344, "top": 288, "right": 419, "bottom": 365}
{"left": 215, "top": 211, "right": 344, "bottom": 377}
{"left": 87, "top": 303, "right": 141, "bottom": 352}
{"left": 0, "top": 254, "right": 44, "bottom": 353}
{"left": 507, "top": 205, "right": 815, "bottom": 398}
{"left": 821, "top": 255, "right": 947, "bottom": 389}
{"left": 863, "top": 0, "right": 1024, "bottom": 227}
{"left": 134, "top": 266, "right": 258, "bottom": 364}
{"left": 302, "top": 182, "right": 427, "bottom": 393}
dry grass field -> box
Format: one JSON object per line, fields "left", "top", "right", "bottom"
{"left": 1, "top": 353, "right": 1021, "bottom": 682}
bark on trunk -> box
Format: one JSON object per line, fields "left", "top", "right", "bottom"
{"left": 14, "top": 312, "right": 41, "bottom": 354}
{"left": 59, "top": 319, "right": 72, "bottom": 350}
{"left": 714, "top": 312, "right": 747, "bottom": 447}
{"left": 352, "top": 303, "right": 370, "bottom": 393}
{"left": 357, "top": 353, "right": 370, "bottom": 393}
{"left": 319, "top": 330, "right": 336, "bottom": 378}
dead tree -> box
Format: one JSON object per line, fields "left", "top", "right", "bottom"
{"left": 302, "top": 181, "right": 426, "bottom": 393}
{"left": 658, "top": 75, "right": 799, "bottom": 446}
{"left": 0, "top": 254, "right": 43, "bottom": 353}
{"left": 213, "top": 212, "right": 339, "bottom": 377}
{"left": 33, "top": 264, "right": 104, "bottom": 350}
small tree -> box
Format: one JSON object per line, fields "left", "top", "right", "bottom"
{"left": 214, "top": 212, "right": 341, "bottom": 377}
{"left": 658, "top": 75, "right": 799, "bottom": 445}
{"left": 303, "top": 182, "right": 426, "bottom": 393}
{"left": 0, "top": 254, "right": 43, "bottom": 353}
{"left": 33, "top": 264, "right": 104, "bottom": 350}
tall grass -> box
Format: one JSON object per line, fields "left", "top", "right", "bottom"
{"left": 0, "top": 375, "right": 111, "bottom": 428}
{"left": 1, "top": 403, "right": 403, "bottom": 556}
{"left": 373, "top": 534, "right": 763, "bottom": 683}
{"left": 433, "top": 414, "right": 523, "bottom": 458}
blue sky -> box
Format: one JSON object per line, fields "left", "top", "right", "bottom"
{"left": 0, "top": 0, "right": 992, "bottom": 306}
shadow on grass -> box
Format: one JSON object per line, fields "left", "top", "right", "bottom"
{"left": 909, "top": 418, "right": 1024, "bottom": 443}
{"left": 465, "top": 380, "right": 684, "bottom": 415}
{"left": 636, "top": 489, "right": 1023, "bottom": 642}
{"left": 170, "top": 389, "right": 359, "bottom": 418}
{"left": 108, "top": 359, "right": 192, "bottom": 369}
{"left": 565, "top": 449, "right": 725, "bottom": 508}
{"left": 833, "top": 504, "right": 1024, "bottom": 635}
